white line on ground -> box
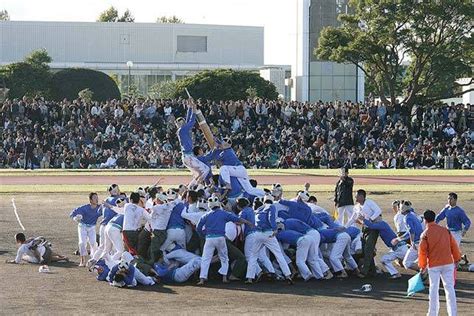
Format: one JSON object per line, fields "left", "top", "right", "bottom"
{"left": 11, "top": 197, "right": 26, "bottom": 231}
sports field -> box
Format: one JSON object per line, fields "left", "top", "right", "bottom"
{"left": 0, "top": 169, "right": 473, "bottom": 314}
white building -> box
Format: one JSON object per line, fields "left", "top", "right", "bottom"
{"left": 0, "top": 21, "right": 283, "bottom": 95}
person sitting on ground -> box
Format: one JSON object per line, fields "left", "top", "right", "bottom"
{"left": 6, "top": 233, "right": 69, "bottom": 264}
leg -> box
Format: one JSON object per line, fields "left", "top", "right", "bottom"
{"left": 109, "top": 227, "right": 125, "bottom": 261}
{"left": 92, "top": 225, "right": 106, "bottom": 261}
{"left": 219, "top": 166, "right": 232, "bottom": 185}
{"left": 381, "top": 250, "right": 400, "bottom": 276}
{"left": 361, "top": 228, "right": 379, "bottom": 275}
{"left": 77, "top": 225, "right": 88, "bottom": 262}
{"left": 428, "top": 266, "right": 442, "bottom": 316}
{"left": 199, "top": 238, "right": 216, "bottom": 280}
{"left": 87, "top": 226, "right": 98, "bottom": 257}
{"left": 236, "top": 177, "right": 265, "bottom": 197}
{"left": 342, "top": 237, "right": 358, "bottom": 270}
{"left": 337, "top": 206, "right": 345, "bottom": 225}
{"left": 173, "top": 257, "right": 202, "bottom": 283}
{"left": 246, "top": 233, "right": 265, "bottom": 279}
{"left": 133, "top": 267, "right": 155, "bottom": 285}
{"left": 329, "top": 236, "right": 346, "bottom": 273}
{"left": 226, "top": 239, "right": 246, "bottom": 279}
{"left": 216, "top": 237, "right": 229, "bottom": 277}
{"left": 264, "top": 235, "right": 291, "bottom": 277}
{"left": 439, "top": 264, "right": 457, "bottom": 316}
{"left": 244, "top": 234, "right": 262, "bottom": 275}
{"left": 295, "top": 237, "right": 312, "bottom": 280}
{"left": 403, "top": 245, "right": 419, "bottom": 271}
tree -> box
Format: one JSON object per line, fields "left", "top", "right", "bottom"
{"left": 78, "top": 88, "right": 94, "bottom": 103}
{"left": 316, "top": 0, "right": 473, "bottom": 107}
{"left": 50, "top": 68, "right": 120, "bottom": 102}
{"left": 0, "top": 9, "right": 9, "bottom": 21}
{"left": 157, "top": 15, "right": 184, "bottom": 24}
{"left": 0, "top": 49, "right": 53, "bottom": 98}
{"left": 117, "top": 9, "right": 135, "bottom": 22}
{"left": 97, "top": 6, "right": 119, "bottom": 22}
{"left": 24, "top": 48, "right": 52, "bottom": 68}
{"left": 149, "top": 80, "right": 178, "bottom": 99}
{"left": 173, "top": 69, "right": 278, "bottom": 101}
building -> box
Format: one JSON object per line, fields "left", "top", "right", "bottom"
{"left": 0, "top": 21, "right": 280, "bottom": 96}
{"left": 291, "top": 0, "right": 364, "bottom": 102}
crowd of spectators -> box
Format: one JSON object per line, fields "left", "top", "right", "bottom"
{"left": 1, "top": 96, "right": 473, "bottom": 170}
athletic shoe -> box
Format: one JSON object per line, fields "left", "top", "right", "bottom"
{"left": 323, "top": 271, "right": 333, "bottom": 280}
{"left": 389, "top": 273, "right": 402, "bottom": 280}
{"left": 336, "top": 270, "right": 348, "bottom": 278}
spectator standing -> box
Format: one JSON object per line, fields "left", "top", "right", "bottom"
{"left": 334, "top": 166, "right": 354, "bottom": 225}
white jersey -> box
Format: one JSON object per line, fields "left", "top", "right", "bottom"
{"left": 181, "top": 208, "right": 206, "bottom": 226}
{"left": 149, "top": 201, "right": 177, "bottom": 230}
{"left": 225, "top": 222, "right": 242, "bottom": 242}
{"left": 308, "top": 203, "right": 330, "bottom": 215}
{"left": 15, "top": 240, "right": 46, "bottom": 264}
{"left": 273, "top": 201, "right": 289, "bottom": 218}
{"left": 123, "top": 203, "right": 151, "bottom": 231}
{"left": 346, "top": 198, "right": 382, "bottom": 227}
{"left": 393, "top": 211, "right": 407, "bottom": 233}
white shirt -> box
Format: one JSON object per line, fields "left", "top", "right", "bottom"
{"left": 181, "top": 204, "right": 205, "bottom": 226}
{"left": 123, "top": 203, "right": 151, "bottom": 231}
{"left": 149, "top": 202, "right": 176, "bottom": 230}
{"left": 273, "top": 201, "right": 289, "bottom": 218}
{"left": 308, "top": 203, "right": 330, "bottom": 215}
{"left": 15, "top": 241, "right": 45, "bottom": 264}
{"left": 346, "top": 198, "right": 382, "bottom": 227}
{"left": 225, "top": 222, "right": 242, "bottom": 242}
{"left": 393, "top": 211, "right": 407, "bottom": 233}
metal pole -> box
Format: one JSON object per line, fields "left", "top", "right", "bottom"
{"left": 128, "top": 66, "right": 131, "bottom": 96}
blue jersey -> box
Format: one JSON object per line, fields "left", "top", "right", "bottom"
{"left": 220, "top": 175, "right": 244, "bottom": 198}
{"left": 167, "top": 202, "right": 186, "bottom": 229}
{"left": 217, "top": 148, "right": 242, "bottom": 166}
{"left": 107, "top": 264, "right": 136, "bottom": 286}
{"left": 94, "top": 259, "right": 110, "bottom": 281}
{"left": 100, "top": 195, "right": 125, "bottom": 226}
{"left": 284, "top": 218, "right": 314, "bottom": 234}
{"left": 178, "top": 108, "right": 195, "bottom": 153}
{"left": 314, "top": 212, "right": 340, "bottom": 229}
{"left": 69, "top": 204, "right": 101, "bottom": 226}
{"left": 436, "top": 205, "right": 471, "bottom": 232}
{"left": 276, "top": 230, "right": 303, "bottom": 246}
{"left": 109, "top": 214, "right": 124, "bottom": 231}
{"left": 363, "top": 219, "right": 397, "bottom": 248}
{"left": 319, "top": 229, "right": 340, "bottom": 243}
{"left": 279, "top": 200, "right": 312, "bottom": 224}
{"left": 153, "top": 262, "right": 176, "bottom": 283}
{"left": 197, "top": 208, "right": 240, "bottom": 237}
{"left": 345, "top": 226, "right": 361, "bottom": 240}
{"left": 255, "top": 204, "right": 277, "bottom": 231}
{"left": 403, "top": 211, "right": 424, "bottom": 243}
{"left": 239, "top": 206, "right": 256, "bottom": 237}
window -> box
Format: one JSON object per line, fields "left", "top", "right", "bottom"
{"left": 177, "top": 36, "right": 207, "bottom": 52}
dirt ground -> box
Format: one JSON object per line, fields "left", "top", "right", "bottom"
{"left": 1, "top": 192, "right": 473, "bottom": 315}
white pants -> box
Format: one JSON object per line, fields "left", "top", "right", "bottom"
{"left": 428, "top": 263, "right": 457, "bottom": 316}
{"left": 337, "top": 205, "right": 354, "bottom": 226}
{"left": 162, "top": 228, "right": 186, "bottom": 250}
{"left": 403, "top": 243, "right": 419, "bottom": 270}
{"left": 183, "top": 154, "right": 210, "bottom": 187}
{"left": 350, "top": 233, "right": 362, "bottom": 254}
{"left": 134, "top": 267, "right": 155, "bottom": 286}
{"left": 199, "top": 236, "right": 228, "bottom": 279}
{"left": 381, "top": 244, "right": 408, "bottom": 276}
{"left": 329, "top": 232, "right": 352, "bottom": 273}
{"left": 451, "top": 231, "right": 462, "bottom": 247}
{"left": 244, "top": 233, "right": 275, "bottom": 275}
{"left": 101, "top": 225, "right": 124, "bottom": 261}
{"left": 174, "top": 257, "right": 202, "bottom": 283}
{"left": 166, "top": 248, "right": 199, "bottom": 265}
{"left": 307, "top": 230, "right": 329, "bottom": 274}
{"left": 295, "top": 236, "right": 315, "bottom": 280}
{"left": 78, "top": 224, "right": 97, "bottom": 256}
{"left": 219, "top": 165, "right": 265, "bottom": 197}
{"left": 246, "top": 231, "right": 291, "bottom": 279}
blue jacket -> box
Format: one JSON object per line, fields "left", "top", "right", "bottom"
{"left": 255, "top": 204, "right": 277, "bottom": 231}
{"left": 314, "top": 212, "right": 341, "bottom": 229}
{"left": 363, "top": 219, "right": 398, "bottom": 249}
{"left": 239, "top": 206, "right": 256, "bottom": 237}
{"left": 436, "top": 205, "right": 471, "bottom": 232}
{"left": 94, "top": 259, "right": 110, "bottom": 281}
{"left": 167, "top": 202, "right": 186, "bottom": 229}
{"left": 403, "top": 211, "right": 424, "bottom": 243}
{"left": 153, "top": 262, "right": 176, "bottom": 283}
{"left": 100, "top": 195, "right": 127, "bottom": 226}
{"left": 69, "top": 204, "right": 101, "bottom": 226}
{"left": 319, "top": 229, "right": 340, "bottom": 243}
{"left": 284, "top": 218, "right": 314, "bottom": 234}
{"left": 345, "top": 226, "right": 361, "bottom": 240}
{"left": 216, "top": 148, "right": 242, "bottom": 166}
{"left": 279, "top": 200, "right": 312, "bottom": 225}
{"left": 107, "top": 264, "right": 136, "bottom": 286}
{"left": 197, "top": 208, "right": 240, "bottom": 237}
{"left": 276, "top": 230, "right": 303, "bottom": 246}
{"left": 178, "top": 108, "right": 195, "bottom": 153}
{"left": 109, "top": 214, "right": 124, "bottom": 231}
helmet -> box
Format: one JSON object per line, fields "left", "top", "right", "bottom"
{"left": 118, "top": 259, "right": 129, "bottom": 270}
{"left": 208, "top": 196, "right": 221, "bottom": 209}
{"left": 222, "top": 137, "right": 232, "bottom": 146}
{"left": 197, "top": 198, "right": 209, "bottom": 211}
{"left": 166, "top": 189, "right": 178, "bottom": 201}
{"left": 298, "top": 191, "right": 310, "bottom": 202}
{"left": 115, "top": 198, "right": 126, "bottom": 208}
{"left": 264, "top": 193, "right": 274, "bottom": 203}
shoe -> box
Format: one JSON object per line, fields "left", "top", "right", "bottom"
{"left": 356, "top": 272, "right": 366, "bottom": 279}
{"left": 286, "top": 277, "right": 294, "bottom": 285}
{"left": 389, "top": 273, "right": 401, "bottom": 279}
{"left": 228, "top": 275, "right": 240, "bottom": 281}
{"left": 323, "top": 271, "right": 333, "bottom": 280}
{"left": 245, "top": 278, "right": 253, "bottom": 284}
{"left": 336, "top": 270, "right": 348, "bottom": 278}
{"left": 86, "top": 259, "right": 97, "bottom": 269}
{"left": 222, "top": 276, "right": 230, "bottom": 284}
{"left": 197, "top": 279, "right": 206, "bottom": 286}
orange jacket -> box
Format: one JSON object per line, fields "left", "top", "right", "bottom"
{"left": 418, "top": 222, "right": 461, "bottom": 269}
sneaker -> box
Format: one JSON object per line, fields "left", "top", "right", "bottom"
{"left": 286, "top": 277, "right": 294, "bottom": 285}
{"left": 323, "top": 271, "right": 333, "bottom": 280}
{"left": 336, "top": 270, "right": 348, "bottom": 278}
{"left": 245, "top": 278, "right": 253, "bottom": 284}
{"left": 389, "top": 273, "right": 402, "bottom": 279}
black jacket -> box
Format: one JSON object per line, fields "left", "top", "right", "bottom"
{"left": 334, "top": 176, "right": 354, "bottom": 207}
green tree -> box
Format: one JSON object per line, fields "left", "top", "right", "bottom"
{"left": 174, "top": 69, "right": 278, "bottom": 101}
{"left": 24, "top": 48, "right": 52, "bottom": 68}
{"left": 316, "top": 0, "right": 473, "bottom": 106}
{"left": 149, "top": 80, "right": 178, "bottom": 99}
{"left": 50, "top": 68, "right": 121, "bottom": 101}
{"left": 78, "top": 88, "right": 94, "bottom": 103}
{"left": 117, "top": 9, "right": 135, "bottom": 22}
{"left": 157, "top": 15, "right": 184, "bottom": 23}
{"left": 0, "top": 9, "right": 9, "bottom": 21}
{"left": 97, "top": 6, "right": 119, "bottom": 22}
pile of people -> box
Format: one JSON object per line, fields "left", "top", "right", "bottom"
{"left": 1, "top": 96, "right": 472, "bottom": 170}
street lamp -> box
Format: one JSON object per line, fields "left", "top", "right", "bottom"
{"left": 126, "top": 61, "right": 133, "bottom": 96}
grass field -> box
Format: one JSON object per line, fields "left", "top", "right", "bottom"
{"left": 1, "top": 168, "right": 473, "bottom": 177}
{"left": 0, "top": 192, "right": 473, "bottom": 315}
